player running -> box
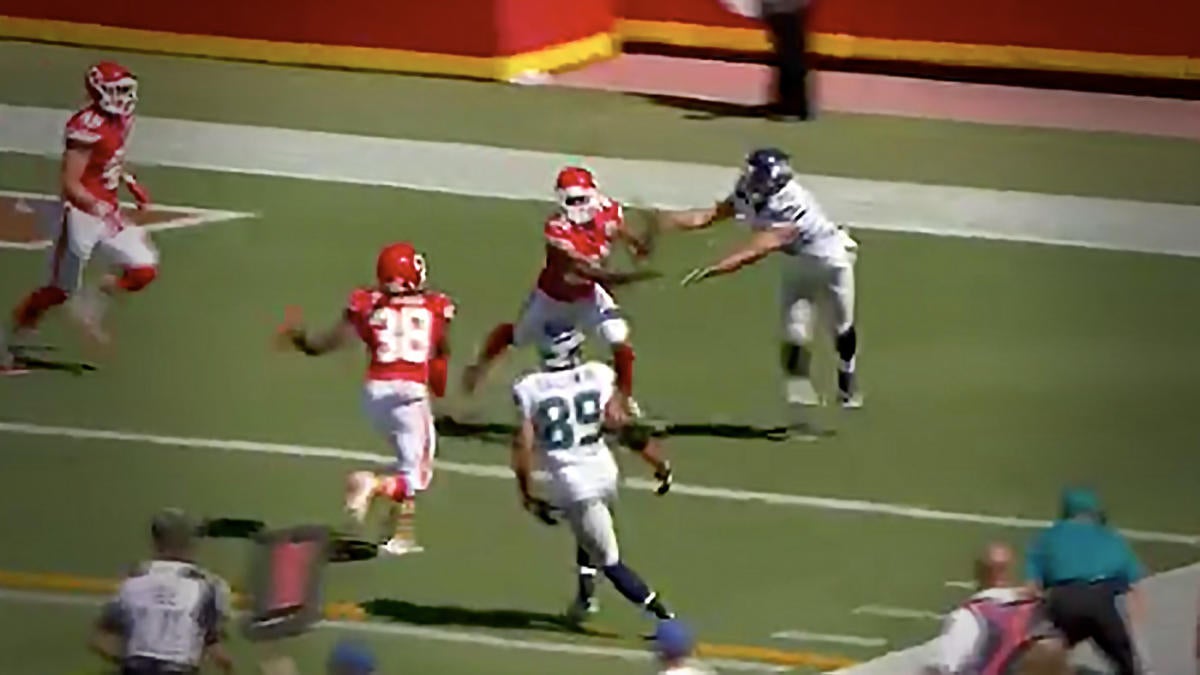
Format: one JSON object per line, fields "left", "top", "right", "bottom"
{"left": 2, "top": 62, "right": 157, "bottom": 372}
{"left": 511, "top": 327, "right": 676, "bottom": 626}
{"left": 278, "top": 242, "right": 454, "bottom": 557}
{"left": 463, "top": 166, "right": 658, "bottom": 406}
{"left": 659, "top": 148, "right": 861, "bottom": 437}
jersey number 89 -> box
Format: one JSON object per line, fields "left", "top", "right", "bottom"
{"left": 535, "top": 390, "right": 602, "bottom": 451}
{"left": 370, "top": 306, "right": 433, "bottom": 364}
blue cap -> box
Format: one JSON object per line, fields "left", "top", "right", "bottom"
{"left": 1060, "top": 486, "right": 1102, "bottom": 519}
{"left": 328, "top": 640, "right": 376, "bottom": 674}
{"left": 654, "top": 619, "right": 695, "bottom": 660}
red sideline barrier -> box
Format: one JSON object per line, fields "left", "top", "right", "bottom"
{"left": 617, "top": 0, "right": 1200, "bottom": 80}
{"left": 0, "top": 0, "right": 616, "bottom": 79}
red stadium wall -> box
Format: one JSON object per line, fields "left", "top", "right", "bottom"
{"left": 0, "top": 0, "right": 616, "bottom": 79}
{"left": 1, "top": 0, "right": 1196, "bottom": 80}
{"left": 617, "top": 0, "right": 1200, "bottom": 79}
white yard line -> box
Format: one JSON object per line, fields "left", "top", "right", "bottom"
{"left": 2, "top": 104, "right": 1199, "bottom": 257}
{"left": 0, "top": 188, "right": 254, "bottom": 250}
{"left": 851, "top": 606, "right": 944, "bottom": 622}
{"left": 0, "top": 420, "right": 1196, "bottom": 546}
{"left": 942, "top": 581, "right": 975, "bottom": 590}
{"left": 771, "top": 631, "right": 887, "bottom": 648}
{"left": 0, "top": 588, "right": 785, "bottom": 673}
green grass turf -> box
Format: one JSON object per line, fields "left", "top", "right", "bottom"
{"left": 4, "top": 41, "right": 1200, "bottom": 205}
{"left": 1, "top": 116, "right": 1198, "bottom": 673}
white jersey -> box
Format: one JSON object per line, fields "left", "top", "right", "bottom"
{"left": 729, "top": 177, "right": 850, "bottom": 263}
{"left": 513, "top": 361, "right": 620, "bottom": 505}
{"left": 100, "top": 560, "right": 231, "bottom": 668}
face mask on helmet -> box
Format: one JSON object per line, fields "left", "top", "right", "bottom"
{"left": 559, "top": 188, "right": 598, "bottom": 224}
{"left": 539, "top": 329, "right": 585, "bottom": 370}
{"left": 87, "top": 66, "right": 138, "bottom": 118}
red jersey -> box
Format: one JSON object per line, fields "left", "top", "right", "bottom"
{"left": 63, "top": 105, "right": 132, "bottom": 210}
{"left": 536, "top": 196, "right": 623, "bottom": 302}
{"left": 345, "top": 288, "right": 456, "bottom": 383}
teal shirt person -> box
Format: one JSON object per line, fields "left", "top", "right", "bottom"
{"left": 1024, "top": 487, "right": 1145, "bottom": 590}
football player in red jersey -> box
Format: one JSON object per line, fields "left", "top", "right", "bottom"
{"left": 463, "top": 167, "right": 658, "bottom": 408}
{"left": 2, "top": 62, "right": 157, "bottom": 372}
{"left": 278, "top": 242, "right": 455, "bottom": 557}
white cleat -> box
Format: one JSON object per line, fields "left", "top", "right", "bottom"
{"left": 344, "top": 471, "right": 379, "bottom": 524}
{"left": 840, "top": 392, "right": 865, "bottom": 410}
{"left": 379, "top": 537, "right": 425, "bottom": 557}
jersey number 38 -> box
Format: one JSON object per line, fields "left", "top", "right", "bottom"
{"left": 370, "top": 306, "right": 433, "bottom": 364}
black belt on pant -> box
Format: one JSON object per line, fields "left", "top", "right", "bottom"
{"left": 121, "top": 656, "right": 198, "bottom": 675}
{"left": 1046, "top": 578, "right": 1127, "bottom": 593}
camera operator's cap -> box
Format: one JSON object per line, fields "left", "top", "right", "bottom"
{"left": 151, "top": 507, "right": 196, "bottom": 546}
{"left": 328, "top": 640, "right": 376, "bottom": 673}
{"left": 1060, "top": 487, "right": 1103, "bottom": 520}
{"left": 654, "top": 619, "right": 695, "bottom": 660}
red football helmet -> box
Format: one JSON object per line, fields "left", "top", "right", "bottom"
{"left": 86, "top": 61, "right": 138, "bottom": 118}
{"left": 555, "top": 166, "right": 600, "bottom": 225}
{"left": 376, "top": 242, "right": 426, "bottom": 294}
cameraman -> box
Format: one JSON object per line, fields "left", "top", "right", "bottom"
{"left": 1025, "top": 487, "right": 1146, "bottom": 675}
{"left": 89, "top": 508, "right": 235, "bottom": 674}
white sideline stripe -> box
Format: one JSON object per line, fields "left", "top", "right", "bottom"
{"left": 0, "top": 188, "right": 254, "bottom": 250}
{"left": 942, "top": 581, "right": 975, "bottom": 590}
{"left": 2, "top": 104, "right": 1200, "bottom": 258}
{"left": 771, "top": 631, "right": 887, "bottom": 648}
{"left": 1, "top": 421, "right": 1197, "bottom": 546}
{"left": 0, "top": 588, "right": 785, "bottom": 673}
{"left": 852, "top": 606, "right": 944, "bottom": 621}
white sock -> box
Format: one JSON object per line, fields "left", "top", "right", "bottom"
{"left": 786, "top": 377, "right": 819, "bottom": 407}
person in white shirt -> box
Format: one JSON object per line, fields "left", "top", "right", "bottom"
{"left": 659, "top": 148, "right": 861, "bottom": 439}
{"left": 89, "top": 508, "right": 233, "bottom": 675}
{"left": 928, "top": 542, "right": 1067, "bottom": 675}
{"left": 655, "top": 619, "right": 717, "bottom": 675}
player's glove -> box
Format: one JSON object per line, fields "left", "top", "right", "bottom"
{"left": 680, "top": 267, "right": 714, "bottom": 287}
{"left": 654, "top": 461, "right": 673, "bottom": 496}
{"left": 122, "top": 173, "right": 151, "bottom": 210}
{"left": 524, "top": 496, "right": 559, "bottom": 526}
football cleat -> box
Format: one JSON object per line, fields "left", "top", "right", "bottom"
{"left": 379, "top": 537, "right": 424, "bottom": 557}
{"left": 565, "top": 596, "right": 600, "bottom": 626}
{"left": 344, "top": 471, "right": 379, "bottom": 524}
{"left": 67, "top": 285, "right": 111, "bottom": 345}
{"left": 839, "top": 392, "right": 865, "bottom": 410}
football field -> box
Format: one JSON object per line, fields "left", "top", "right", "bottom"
{"left": 1, "top": 41, "right": 1199, "bottom": 674}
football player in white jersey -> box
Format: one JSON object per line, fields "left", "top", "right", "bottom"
{"left": 511, "top": 327, "right": 676, "bottom": 626}
{"left": 660, "top": 148, "right": 861, "bottom": 437}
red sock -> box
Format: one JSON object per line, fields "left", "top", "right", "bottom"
{"left": 115, "top": 266, "right": 157, "bottom": 292}
{"left": 378, "top": 475, "right": 411, "bottom": 501}
{"left": 612, "top": 344, "right": 635, "bottom": 397}
{"left": 482, "top": 323, "right": 515, "bottom": 361}
{"left": 13, "top": 286, "right": 68, "bottom": 329}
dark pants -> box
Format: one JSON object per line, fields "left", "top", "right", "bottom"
{"left": 763, "top": 6, "right": 810, "bottom": 118}
{"left": 121, "top": 656, "right": 197, "bottom": 675}
{"left": 1046, "top": 580, "right": 1139, "bottom": 675}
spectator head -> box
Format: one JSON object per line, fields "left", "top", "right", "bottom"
{"left": 328, "top": 640, "right": 376, "bottom": 674}
{"left": 654, "top": 619, "right": 696, "bottom": 666}
{"left": 974, "top": 541, "right": 1015, "bottom": 589}
{"left": 1060, "top": 486, "right": 1105, "bottom": 524}
{"left": 150, "top": 508, "right": 196, "bottom": 560}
